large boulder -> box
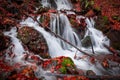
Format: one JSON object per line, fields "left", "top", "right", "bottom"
{"left": 107, "top": 30, "right": 120, "bottom": 50}
{"left": 17, "top": 26, "right": 50, "bottom": 58}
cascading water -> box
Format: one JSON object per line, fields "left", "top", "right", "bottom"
{"left": 84, "top": 18, "right": 110, "bottom": 52}
{"left": 41, "top": 0, "right": 72, "bottom": 10}
{"left": 50, "top": 13, "right": 81, "bottom": 49}
{"left": 3, "top": 0, "right": 120, "bottom": 79}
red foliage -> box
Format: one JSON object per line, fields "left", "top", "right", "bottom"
{"left": 94, "top": 0, "right": 120, "bottom": 30}
{"left": 0, "top": 0, "right": 39, "bottom": 30}
{"left": 102, "top": 59, "right": 109, "bottom": 68}
{"left": 8, "top": 67, "right": 38, "bottom": 80}
{"left": 63, "top": 76, "right": 89, "bottom": 80}
{"left": 0, "top": 59, "right": 13, "bottom": 73}
{"left": 90, "top": 57, "right": 95, "bottom": 64}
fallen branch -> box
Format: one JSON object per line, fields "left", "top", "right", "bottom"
{"left": 46, "top": 73, "right": 120, "bottom": 79}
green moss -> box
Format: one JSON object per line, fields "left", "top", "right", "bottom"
{"left": 81, "top": 0, "right": 94, "bottom": 9}
{"left": 58, "top": 57, "right": 76, "bottom": 74}
{"left": 62, "top": 57, "right": 74, "bottom": 67}
{"left": 59, "top": 67, "right": 67, "bottom": 74}
{"left": 39, "top": 16, "right": 45, "bottom": 23}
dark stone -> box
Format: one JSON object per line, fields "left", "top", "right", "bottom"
{"left": 37, "top": 7, "right": 49, "bottom": 14}
{"left": 18, "top": 27, "right": 50, "bottom": 58}
{"left": 0, "top": 31, "right": 11, "bottom": 51}
{"left": 86, "top": 70, "right": 96, "bottom": 76}
{"left": 71, "top": 0, "right": 79, "bottom": 3}
{"left": 82, "top": 36, "right": 91, "bottom": 48}
{"left": 107, "top": 30, "right": 120, "bottom": 50}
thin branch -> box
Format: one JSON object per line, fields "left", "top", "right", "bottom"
{"left": 46, "top": 73, "right": 120, "bottom": 79}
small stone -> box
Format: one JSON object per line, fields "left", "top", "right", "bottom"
{"left": 86, "top": 70, "right": 96, "bottom": 76}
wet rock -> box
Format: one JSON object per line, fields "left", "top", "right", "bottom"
{"left": 86, "top": 70, "right": 96, "bottom": 76}
{"left": 42, "top": 56, "right": 79, "bottom": 74}
{"left": 39, "top": 13, "right": 50, "bottom": 27}
{"left": 82, "top": 36, "right": 91, "bottom": 48}
{"left": 37, "top": 6, "right": 49, "bottom": 14}
{"left": 107, "top": 30, "right": 120, "bottom": 50}
{"left": 18, "top": 27, "right": 50, "bottom": 58}
{"left": 0, "top": 31, "right": 11, "bottom": 52}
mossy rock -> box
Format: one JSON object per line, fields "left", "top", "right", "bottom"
{"left": 61, "top": 57, "right": 74, "bottom": 67}
{"left": 42, "top": 56, "right": 78, "bottom": 74}
{"left": 18, "top": 26, "right": 50, "bottom": 58}
{"left": 59, "top": 57, "right": 77, "bottom": 74}
{"left": 59, "top": 66, "right": 67, "bottom": 74}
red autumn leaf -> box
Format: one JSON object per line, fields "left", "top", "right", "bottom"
{"left": 102, "top": 59, "right": 109, "bottom": 68}
{"left": 3, "top": 18, "right": 14, "bottom": 25}
{"left": 90, "top": 57, "right": 95, "bottom": 64}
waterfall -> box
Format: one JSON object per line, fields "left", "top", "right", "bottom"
{"left": 41, "top": 0, "right": 72, "bottom": 10}
{"left": 3, "top": 0, "right": 119, "bottom": 79}
{"left": 50, "top": 13, "right": 81, "bottom": 49}
{"left": 20, "top": 17, "right": 102, "bottom": 74}
{"left": 83, "top": 18, "right": 110, "bottom": 53}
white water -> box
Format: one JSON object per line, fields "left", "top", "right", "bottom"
{"left": 4, "top": 27, "right": 25, "bottom": 63}
{"left": 2, "top": 0, "right": 116, "bottom": 79}
{"left": 41, "top": 0, "right": 72, "bottom": 10}
{"left": 50, "top": 13, "right": 81, "bottom": 49}
{"left": 84, "top": 18, "right": 110, "bottom": 52}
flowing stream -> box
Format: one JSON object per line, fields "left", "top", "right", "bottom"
{"left": 3, "top": 0, "right": 119, "bottom": 79}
